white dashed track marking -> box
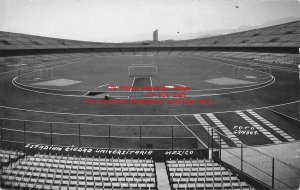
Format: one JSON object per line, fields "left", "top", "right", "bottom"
{"left": 235, "top": 111, "right": 281, "bottom": 144}
{"left": 247, "top": 110, "right": 295, "bottom": 142}
{"left": 206, "top": 113, "right": 241, "bottom": 145}
{"left": 194, "top": 114, "right": 229, "bottom": 148}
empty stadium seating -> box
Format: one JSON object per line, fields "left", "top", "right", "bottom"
{"left": 0, "top": 153, "right": 157, "bottom": 190}
{"left": 172, "top": 21, "right": 300, "bottom": 48}
{"left": 166, "top": 158, "right": 254, "bottom": 190}
{"left": 187, "top": 50, "right": 299, "bottom": 65}
{"left": 1, "top": 21, "right": 299, "bottom": 50}
{"left": 0, "top": 31, "right": 108, "bottom": 50}
{"left": 0, "top": 149, "right": 24, "bottom": 169}
{"left": 1, "top": 150, "right": 259, "bottom": 190}
{"left": 0, "top": 52, "right": 93, "bottom": 74}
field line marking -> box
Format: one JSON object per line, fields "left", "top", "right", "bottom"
{"left": 126, "top": 76, "right": 274, "bottom": 99}
{"left": 131, "top": 63, "right": 154, "bottom": 65}
{"left": 12, "top": 79, "right": 84, "bottom": 98}
{"left": 13, "top": 55, "right": 275, "bottom": 95}
{"left": 128, "top": 65, "right": 156, "bottom": 68}
{"left": 8, "top": 75, "right": 299, "bottom": 117}
{"left": 186, "top": 76, "right": 275, "bottom": 97}
{"left": 173, "top": 115, "right": 208, "bottom": 149}
{"left": 130, "top": 77, "right": 136, "bottom": 92}
{"left": 175, "top": 83, "right": 186, "bottom": 87}
{"left": 83, "top": 91, "right": 90, "bottom": 96}
{"left": 111, "top": 96, "right": 130, "bottom": 99}
{"left": 97, "top": 84, "right": 110, "bottom": 88}
{"left": 149, "top": 77, "right": 153, "bottom": 91}
{"left": 266, "top": 108, "right": 300, "bottom": 122}
{"left": 2, "top": 54, "right": 299, "bottom": 118}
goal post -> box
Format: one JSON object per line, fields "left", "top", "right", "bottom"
{"left": 128, "top": 65, "right": 157, "bottom": 77}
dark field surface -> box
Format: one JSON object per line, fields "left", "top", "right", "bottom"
{"left": 269, "top": 102, "right": 299, "bottom": 120}
{"left": 254, "top": 109, "right": 300, "bottom": 139}
{"left": 0, "top": 54, "right": 299, "bottom": 149}
{"left": 16, "top": 55, "right": 268, "bottom": 91}
{"left": 1, "top": 55, "right": 297, "bottom": 118}
{"left": 214, "top": 112, "right": 274, "bottom": 146}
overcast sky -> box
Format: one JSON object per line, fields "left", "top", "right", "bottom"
{"left": 0, "top": 0, "right": 299, "bottom": 42}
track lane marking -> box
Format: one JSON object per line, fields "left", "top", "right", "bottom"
{"left": 247, "top": 110, "right": 295, "bottom": 141}
{"left": 235, "top": 111, "right": 281, "bottom": 144}
{"left": 0, "top": 54, "right": 298, "bottom": 118}
{"left": 206, "top": 113, "right": 241, "bottom": 145}
{"left": 83, "top": 91, "right": 91, "bottom": 96}
{"left": 194, "top": 114, "right": 229, "bottom": 148}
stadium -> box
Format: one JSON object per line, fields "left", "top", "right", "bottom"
{"left": 0, "top": 1, "right": 299, "bottom": 190}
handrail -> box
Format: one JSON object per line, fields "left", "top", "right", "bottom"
{"left": 210, "top": 127, "right": 299, "bottom": 190}
{"left": 0, "top": 116, "right": 298, "bottom": 182}
{"left": 0, "top": 117, "right": 204, "bottom": 126}
{"left": 1, "top": 127, "right": 196, "bottom": 139}
{"left": 220, "top": 148, "right": 294, "bottom": 189}
{"left": 210, "top": 126, "right": 300, "bottom": 174}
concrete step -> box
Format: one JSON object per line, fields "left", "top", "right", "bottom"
{"left": 155, "top": 162, "right": 171, "bottom": 190}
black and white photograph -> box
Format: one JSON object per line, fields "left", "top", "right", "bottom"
{"left": 0, "top": 0, "right": 299, "bottom": 189}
